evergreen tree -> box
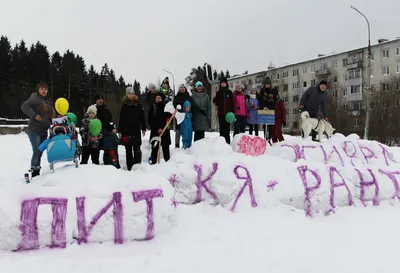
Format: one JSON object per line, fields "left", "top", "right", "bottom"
{"left": 226, "top": 70, "right": 231, "bottom": 79}
{"left": 0, "top": 36, "right": 12, "bottom": 117}
{"left": 133, "top": 80, "right": 141, "bottom": 95}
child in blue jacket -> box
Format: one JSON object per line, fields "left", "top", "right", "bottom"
{"left": 181, "top": 100, "right": 193, "bottom": 149}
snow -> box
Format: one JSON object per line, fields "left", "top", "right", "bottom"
{"left": 1, "top": 131, "right": 400, "bottom": 273}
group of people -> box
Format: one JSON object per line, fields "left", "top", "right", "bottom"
{"left": 20, "top": 75, "right": 329, "bottom": 178}
{"left": 213, "top": 76, "right": 287, "bottom": 144}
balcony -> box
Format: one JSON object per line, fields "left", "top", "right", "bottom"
{"left": 347, "top": 60, "right": 364, "bottom": 70}
{"left": 315, "top": 69, "right": 331, "bottom": 77}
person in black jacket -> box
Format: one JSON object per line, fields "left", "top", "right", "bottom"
{"left": 213, "top": 77, "right": 234, "bottom": 144}
{"left": 94, "top": 93, "right": 113, "bottom": 130}
{"left": 118, "top": 88, "right": 146, "bottom": 170}
{"left": 299, "top": 80, "right": 328, "bottom": 141}
{"left": 258, "top": 77, "right": 279, "bottom": 141}
{"left": 148, "top": 92, "right": 172, "bottom": 164}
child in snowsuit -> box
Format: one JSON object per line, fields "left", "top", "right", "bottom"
{"left": 180, "top": 100, "right": 193, "bottom": 149}
{"left": 247, "top": 85, "right": 259, "bottom": 136}
{"left": 79, "top": 105, "right": 101, "bottom": 164}
{"left": 102, "top": 121, "right": 121, "bottom": 168}
{"left": 148, "top": 92, "right": 171, "bottom": 164}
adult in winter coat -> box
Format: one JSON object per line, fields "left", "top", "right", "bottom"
{"left": 233, "top": 83, "right": 247, "bottom": 136}
{"left": 148, "top": 92, "right": 171, "bottom": 164}
{"left": 173, "top": 84, "right": 200, "bottom": 147}
{"left": 118, "top": 88, "right": 146, "bottom": 170}
{"left": 213, "top": 77, "right": 234, "bottom": 144}
{"left": 21, "top": 82, "right": 55, "bottom": 178}
{"left": 299, "top": 80, "right": 328, "bottom": 141}
{"left": 272, "top": 95, "right": 286, "bottom": 143}
{"left": 94, "top": 93, "right": 113, "bottom": 131}
{"left": 191, "top": 81, "right": 211, "bottom": 141}
{"left": 79, "top": 105, "right": 102, "bottom": 165}
{"left": 145, "top": 83, "right": 157, "bottom": 130}
{"left": 259, "top": 77, "right": 278, "bottom": 140}
{"left": 247, "top": 85, "right": 260, "bottom": 136}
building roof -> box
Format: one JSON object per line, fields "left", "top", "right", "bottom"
{"left": 222, "top": 37, "right": 400, "bottom": 80}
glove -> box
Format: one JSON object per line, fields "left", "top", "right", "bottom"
{"left": 122, "top": 136, "right": 130, "bottom": 144}
{"left": 200, "top": 109, "right": 207, "bottom": 116}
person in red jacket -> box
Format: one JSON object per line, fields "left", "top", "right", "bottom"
{"left": 272, "top": 91, "right": 286, "bottom": 143}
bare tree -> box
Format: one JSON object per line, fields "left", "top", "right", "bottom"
{"left": 368, "top": 75, "right": 400, "bottom": 145}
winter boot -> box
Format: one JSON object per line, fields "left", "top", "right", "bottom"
{"left": 31, "top": 166, "right": 41, "bottom": 178}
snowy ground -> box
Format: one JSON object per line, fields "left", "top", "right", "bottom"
{"left": 1, "top": 131, "right": 400, "bottom": 273}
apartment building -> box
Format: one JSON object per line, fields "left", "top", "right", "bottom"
{"left": 211, "top": 37, "right": 400, "bottom": 133}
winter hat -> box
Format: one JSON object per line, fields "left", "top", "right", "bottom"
{"left": 179, "top": 84, "right": 188, "bottom": 92}
{"left": 95, "top": 93, "right": 104, "bottom": 102}
{"left": 149, "top": 83, "right": 156, "bottom": 90}
{"left": 155, "top": 92, "right": 166, "bottom": 102}
{"left": 220, "top": 76, "right": 228, "bottom": 85}
{"left": 263, "top": 77, "right": 272, "bottom": 85}
{"left": 236, "top": 83, "right": 243, "bottom": 90}
{"left": 195, "top": 81, "right": 203, "bottom": 88}
{"left": 126, "top": 86, "right": 134, "bottom": 95}
{"left": 251, "top": 84, "right": 257, "bottom": 91}
{"left": 183, "top": 100, "right": 191, "bottom": 109}
{"left": 86, "top": 104, "right": 97, "bottom": 116}
{"left": 319, "top": 80, "right": 328, "bottom": 86}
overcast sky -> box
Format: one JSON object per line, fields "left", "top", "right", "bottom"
{"left": 1, "top": 0, "right": 399, "bottom": 89}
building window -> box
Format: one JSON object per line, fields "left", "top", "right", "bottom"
{"left": 334, "top": 76, "right": 338, "bottom": 82}
{"left": 332, "top": 90, "right": 338, "bottom": 97}
{"left": 293, "top": 82, "right": 299, "bottom": 89}
{"left": 382, "top": 83, "right": 389, "bottom": 91}
{"left": 396, "top": 47, "right": 400, "bottom": 56}
{"left": 292, "top": 109, "right": 297, "bottom": 115}
{"left": 349, "top": 68, "right": 362, "bottom": 79}
{"left": 332, "top": 60, "right": 337, "bottom": 68}
{"left": 292, "top": 95, "right": 299, "bottom": 102}
{"left": 353, "top": 102, "right": 362, "bottom": 111}
{"left": 311, "top": 65, "right": 315, "bottom": 73}
{"left": 382, "top": 66, "right": 389, "bottom": 75}
{"left": 343, "top": 89, "right": 348, "bottom": 96}
{"left": 302, "top": 67, "right": 307, "bottom": 74}
{"left": 342, "top": 73, "right": 347, "bottom": 82}
{"left": 276, "top": 73, "right": 280, "bottom": 79}
{"left": 230, "top": 83, "right": 233, "bottom": 88}
{"left": 292, "top": 122, "right": 298, "bottom": 129}
{"left": 382, "top": 49, "right": 389, "bottom": 58}
{"left": 397, "top": 63, "right": 400, "bottom": 73}
{"left": 283, "top": 71, "right": 289, "bottom": 78}
{"left": 350, "top": 85, "right": 361, "bottom": 94}
{"left": 293, "top": 69, "right": 299, "bottom": 76}
{"left": 311, "top": 79, "right": 316, "bottom": 85}
{"left": 343, "top": 58, "right": 348, "bottom": 66}
{"left": 248, "top": 79, "right": 252, "bottom": 84}
{"left": 354, "top": 118, "right": 361, "bottom": 126}
{"left": 303, "top": 81, "right": 307, "bottom": 87}
{"left": 283, "top": 84, "right": 288, "bottom": 91}
{"left": 395, "top": 99, "right": 400, "bottom": 108}
{"left": 344, "top": 104, "right": 348, "bottom": 110}
{"left": 283, "top": 96, "right": 288, "bottom": 103}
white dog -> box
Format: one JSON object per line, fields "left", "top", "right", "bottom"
{"left": 300, "top": 111, "right": 335, "bottom": 141}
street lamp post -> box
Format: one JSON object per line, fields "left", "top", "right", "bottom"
{"left": 162, "top": 69, "right": 175, "bottom": 94}
{"left": 350, "top": 5, "right": 371, "bottom": 140}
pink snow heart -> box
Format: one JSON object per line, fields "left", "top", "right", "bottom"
{"left": 234, "top": 134, "right": 267, "bottom": 157}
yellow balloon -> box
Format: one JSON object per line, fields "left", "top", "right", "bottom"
{"left": 55, "top": 98, "right": 69, "bottom": 115}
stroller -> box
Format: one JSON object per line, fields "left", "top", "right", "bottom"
{"left": 38, "top": 116, "right": 80, "bottom": 172}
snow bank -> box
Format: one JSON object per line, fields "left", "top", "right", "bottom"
{"left": 1, "top": 132, "right": 400, "bottom": 253}
{"left": 0, "top": 165, "right": 175, "bottom": 251}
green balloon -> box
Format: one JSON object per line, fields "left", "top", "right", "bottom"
{"left": 90, "top": 118, "right": 102, "bottom": 136}
{"left": 65, "top": 112, "right": 77, "bottom": 125}
{"left": 225, "top": 112, "right": 235, "bottom": 123}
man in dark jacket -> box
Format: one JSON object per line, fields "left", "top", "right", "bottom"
{"left": 94, "top": 93, "right": 113, "bottom": 131}
{"left": 118, "top": 88, "right": 146, "bottom": 170}
{"left": 299, "top": 80, "right": 328, "bottom": 141}
{"left": 213, "top": 77, "right": 234, "bottom": 144}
